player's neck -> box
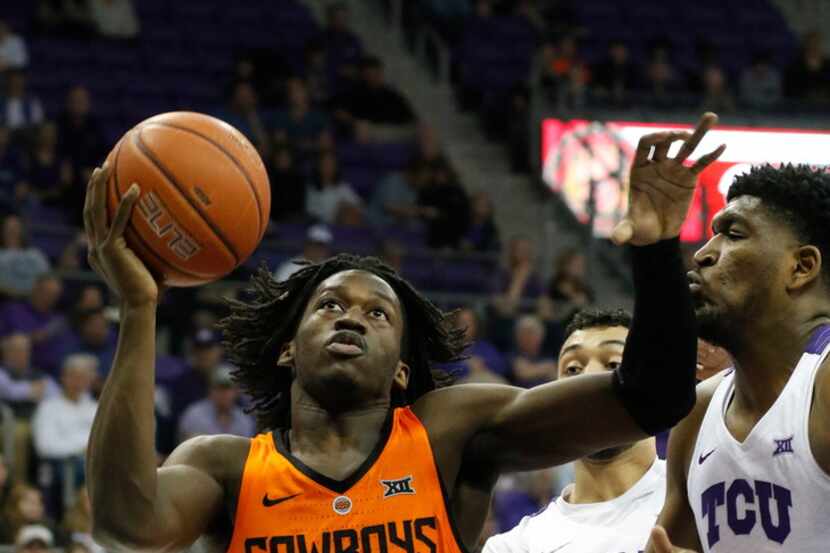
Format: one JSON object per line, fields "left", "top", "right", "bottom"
{"left": 731, "top": 317, "right": 828, "bottom": 414}
{"left": 568, "top": 439, "right": 656, "bottom": 505}
{"left": 289, "top": 389, "right": 391, "bottom": 458}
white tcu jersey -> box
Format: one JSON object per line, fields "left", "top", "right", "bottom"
{"left": 484, "top": 459, "right": 665, "bottom": 553}
{"left": 688, "top": 325, "right": 830, "bottom": 552}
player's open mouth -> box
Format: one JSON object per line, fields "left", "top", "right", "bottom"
{"left": 325, "top": 331, "right": 367, "bottom": 357}
{"left": 687, "top": 271, "right": 704, "bottom": 295}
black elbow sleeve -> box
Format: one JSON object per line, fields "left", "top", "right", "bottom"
{"left": 613, "top": 238, "right": 697, "bottom": 435}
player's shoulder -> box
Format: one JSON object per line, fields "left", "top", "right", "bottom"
{"left": 165, "top": 434, "right": 251, "bottom": 481}
{"left": 482, "top": 504, "right": 557, "bottom": 553}
{"left": 669, "top": 371, "right": 729, "bottom": 468}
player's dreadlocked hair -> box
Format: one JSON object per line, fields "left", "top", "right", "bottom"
{"left": 218, "top": 254, "right": 468, "bottom": 430}
{"left": 728, "top": 164, "right": 830, "bottom": 288}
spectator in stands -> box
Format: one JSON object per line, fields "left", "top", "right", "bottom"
{"left": 274, "top": 224, "right": 333, "bottom": 282}
{"left": 785, "top": 30, "right": 830, "bottom": 102}
{"left": 58, "top": 308, "right": 116, "bottom": 382}
{"left": 267, "top": 145, "right": 306, "bottom": 223}
{"left": 740, "top": 53, "right": 782, "bottom": 110}
{"left": 57, "top": 232, "right": 88, "bottom": 272}
{"left": 0, "top": 453, "right": 10, "bottom": 508}
{"left": 334, "top": 56, "right": 417, "bottom": 143}
{"left": 62, "top": 487, "right": 101, "bottom": 553}
{"left": 74, "top": 286, "right": 103, "bottom": 312}
{"left": 643, "top": 44, "right": 680, "bottom": 107}
{"left": 508, "top": 315, "right": 557, "bottom": 388}
{"left": 302, "top": 39, "right": 332, "bottom": 105}
{"left": 305, "top": 151, "right": 364, "bottom": 225}
{"left": 538, "top": 248, "right": 593, "bottom": 322}
{"left": 25, "top": 122, "right": 75, "bottom": 206}
{"left": 87, "top": 0, "right": 139, "bottom": 39}
{"left": 412, "top": 124, "right": 447, "bottom": 166}
{"left": 0, "top": 274, "right": 67, "bottom": 376}
{"left": 320, "top": 2, "right": 364, "bottom": 69}
{"left": 461, "top": 190, "right": 500, "bottom": 252}
{"left": 166, "top": 329, "right": 225, "bottom": 423}
{"left": 492, "top": 236, "right": 543, "bottom": 316}
{"left": 455, "top": 307, "right": 508, "bottom": 381}
{"left": 14, "top": 524, "right": 54, "bottom": 553}
{"left": 0, "top": 21, "right": 28, "bottom": 71}
{"left": 56, "top": 86, "right": 105, "bottom": 193}
{"left": 699, "top": 64, "right": 735, "bottom": 114}
{"left": 592, "top": 40, "right": 639, "bottom": 107}
{"left": 221, "top": 81, "right": 269, "bottom": 154}
{"left": 1, "top": 71, "right": 44, "bottom": 131}
{"left": 31, "top": 354, "right": 97, "bottom": 476}
{"left": 271, "top": 78, "right": 331, "bottom": 157}
{"left": 376, "top": 239, "right": 405, "bottom": 274}
{"left": 368, "top": 158, "right": 431, "bottom": 229}
{"left": 0, "top": 126, "right": 26, "bottom": 212}
{"left": 0, "top": 485, "right": 56, "bottom": 544}
{"left": 178, "top": 365, "right": 255, "bottom": 443}
{"left": 0, "top": 215, "right": 51, "bottom": 298}
{"left": 0, "top": 333, "right": 59, "bottom": 416}
{"left": 417, "top": 160, "right": 470, "bottom": 249}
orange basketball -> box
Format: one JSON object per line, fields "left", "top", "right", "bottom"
{"left": 104, "top": 112, "right": 270, "bottom": 287}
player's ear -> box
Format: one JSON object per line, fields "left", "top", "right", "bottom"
{"left": 787, "top": 245, "right": 822, "bottom": 293}
{"left": 277, "top": 342, "right": 295, "bottom": 369}
{"left": 392, "top": 361, "right": 410, "bottom": 392}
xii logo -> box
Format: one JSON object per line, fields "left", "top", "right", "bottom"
{"left": 137, "top": 191, "right": 201, "bottom": 261}
{"left": 773, "top": 436, "right": 794, "bottom": 457}
{"left": 381, "top": 476, "right": 415, "bottom": 498}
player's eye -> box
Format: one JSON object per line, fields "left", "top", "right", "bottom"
{"left": 606, "top": 360, "right": 621, "bottom": 371}
{"left": 319, "top": 300, "right": 343, "bottom": 312}
{"left": 369, "top": 308, "right": 389, "bottom": 321}
{"left": 564, "top": 365, "right": 582, "bottom": 376}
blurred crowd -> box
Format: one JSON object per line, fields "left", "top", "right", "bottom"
{"left": 0, "top": 2, "right": 607, "bottom": 551}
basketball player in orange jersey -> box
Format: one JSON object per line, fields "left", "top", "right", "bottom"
{"left": 84, "top": 114, "right": 724, "bottom": 553}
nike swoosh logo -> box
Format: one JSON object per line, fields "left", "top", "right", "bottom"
{"left": 547, "top": 542, "right": 571, "bottom": 553}
{"left": 698, "top": 449, "right": 716, "bottom": 464}
{"left": 262, "top": 492, "right": 301, "bottom": 507}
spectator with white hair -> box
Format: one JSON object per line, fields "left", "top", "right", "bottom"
{"left": 508, "top": 315, "right": 557, "bottom": 388}
{"left": 177, "top": 365, "right": 255, "bottom": 444}
{"left": 31, "top": 353, "right": 98, "bottom": 461}
{"left": 32, "top": 353, "right": 97, "bottom": 518}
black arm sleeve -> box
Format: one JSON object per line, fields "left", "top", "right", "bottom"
{"left": 613, "top": 237, "right": 697, "bottom": 435}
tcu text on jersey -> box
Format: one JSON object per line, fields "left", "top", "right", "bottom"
{"left": 700, "top": 479, "right": 793, "bottom": 547}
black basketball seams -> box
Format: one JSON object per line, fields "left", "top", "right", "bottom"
{"left": 132, "top": 127, "right": 241, "bottom": 265}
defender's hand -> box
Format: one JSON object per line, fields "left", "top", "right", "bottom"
{"left": 612, "top": 113, "right": 725, "bottom": 246}
{"left": 83, "top": 163, "right": 160, "bottom": 309}
{"left": 650, "top": 526, "right": 698, "bottom": 553}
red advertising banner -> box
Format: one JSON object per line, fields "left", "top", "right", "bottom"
{"left": 541, "top": 119, "right": 830, "bottom": 242}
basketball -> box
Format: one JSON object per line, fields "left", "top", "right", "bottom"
{"left": 103, "top": 111, "right": 271, "bottom": 287}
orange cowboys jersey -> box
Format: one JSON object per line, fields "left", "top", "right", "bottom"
{"left": 225, "top": 407, "right": 467, "bottom": 553}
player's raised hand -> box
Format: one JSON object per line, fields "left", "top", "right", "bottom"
{"left": 649, "top": 526, "right": 698, "bottom": 553}
{"left": 83, "top": 163, "right": 160, "bottom": 309}
{"left": 612, "top": 113, "right": 725, "bottom": 246}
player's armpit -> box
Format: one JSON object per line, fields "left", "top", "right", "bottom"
{"left": 93, "top": 434, "right": 244, "bottom": 553}
{"left": 808, "top": 355, "right": 830, "bottom": 475}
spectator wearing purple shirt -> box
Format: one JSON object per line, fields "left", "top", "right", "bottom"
{"left": 0, "top": 333, "right": 59, "bottom": 483}
{"left": 177, "top": 365, "right": 254, "bottom": 444}
{"left": 452, "top": 307, "right": 508, "bottom": 381}
{"left": 508, "top": 315, "right": 557, "bottom": 388}
{"left": 165, "top": 329, "right": 225, "bottom": 425}
{"left": 57, "top": 307, "right": 116, "bottom": 383}
{"left": 492, "top": 236, "right": 544, "bottom": 317}
{"left": 0, "top": 274, "right": 68, "bottom": 376}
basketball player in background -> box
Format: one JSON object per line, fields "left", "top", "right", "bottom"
{"left": 83, "top": 114, "right": 723, "bottom": 553}
{"left": 648, "top": 164, "right": 830, "bottom": 552}
{"left": 485, "top": 308, "right": 667, "bottom": 553}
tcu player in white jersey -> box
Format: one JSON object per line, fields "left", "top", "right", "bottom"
{"left": 484, "top": 308, "right": 666, "bottom": 553}
{"left": 648, "top": 163, "right": 830, "bottom": 552}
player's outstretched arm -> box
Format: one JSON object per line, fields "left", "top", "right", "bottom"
{"left": 419, "top": 114, "right": 725, "bottom": 472}
{"left": 83, "top": 165, "right": 225, "bottom": 552}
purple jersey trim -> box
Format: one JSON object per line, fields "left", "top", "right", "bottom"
{"left": 805, "top": 324, "right": 830, "bottom": 354}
